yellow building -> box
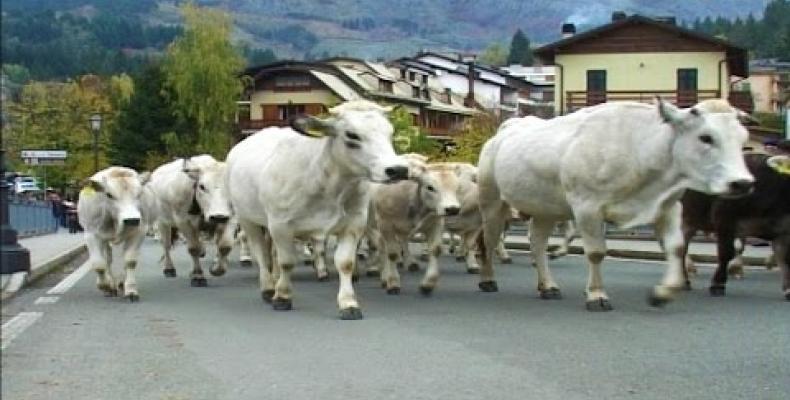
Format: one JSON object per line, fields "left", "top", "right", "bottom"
{"left": 534, "top": 15, "right": 749, "bottom": 115}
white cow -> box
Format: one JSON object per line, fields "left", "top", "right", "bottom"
{"left": 368, "top": 162, "right": 463, "bottom": 294}
{"left": 77, "top": 167, "right": 155, "bottom": 301}
{"left": 148, "top": 155, "right": 233, "bottom": 286}
{"left": 227, "top": 100, "right": 409, "bottom": 320}
{"left": 477, "top": 98, "right": 754, "bottom": 311}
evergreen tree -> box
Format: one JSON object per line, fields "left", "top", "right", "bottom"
{"left": 506, "top": 29, "right": 533, "bottom": 66}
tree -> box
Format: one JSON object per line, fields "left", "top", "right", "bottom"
{"left": 444, "top": 112, "right": 498, "bottom": 164}
{"left": 110, "top": 63, "right": 179, "bottom": 170}
{"left": 389, "top": 107, "right": 441, "bottom": 156}
{"left": 479, "top": 42, "right": 508, "bottom": 67}
{"left": 506, "top": 29, "right": 533, "bottom": 66}
{"left": 161, "top": 2, "right": 247, "bottom": 159}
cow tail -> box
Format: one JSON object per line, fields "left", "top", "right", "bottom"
{"left": 476, "top": 229, "right": 488, "bottom": 265}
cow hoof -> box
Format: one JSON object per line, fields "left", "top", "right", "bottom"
{"left": 466, "top": 267, "right": 480, "bottom": 274}
{"left": 647, "top": 293, "right": 670, "bottom": 308}
{"left": 683, "top": 281, "right": 692, "bottom": 291}
{"left": 479, "top": 281, "right": 499, "bottom": 292}
{"left": 163, "top": 269, "right": 177, "bottom": 278}
{"left": 407, "top": 263, "right": 420, "bottom": 272}
{"left": 365, "top": 270, "right": 380, "bottom": 277}
{"left": 586, "top": 298, "right": 613, "bottom": 311}
{"left": 190, "top": 277, "right": 208, "bottom": 287}
{"left": 339, "top": 307, "right": 364, "bottom": 320}
{"left": 419, "top": 285, "right": 433, "bottom": 296}
{"left": 455, "top": 256, "right": 465, "bottom": 262}
{"left": 317, "top": 274, "right": 330, "bottom": 282}
{"left": 304, "top": 259, "right": 314, "bottom": 266}
{"left": 500, "top": 257, "right": 513, "bottom": 264}
{"left": 548, "top": 253, "right": 559, "bottom": 260}
{"left": 127, "top": 293, "right": 140, "bottom": 302}
{"left": 386, "top": 287, "right": 401, "bottom": 295}
{"left": 103, "top": 288, "right": 119, "bottom": 297}
{"left": 709, "top": 285, "right": 727, "bottom": 297}
{"left": 239, "top": 259, "right": 253, "bottom": 268}
{"left": 209, "top": 267, "right": 226, "bottom": 277}
{"left": 784, "top": 291, "right": 790, "bottom": 301}
{"left": 261, "top": 289, "right": 275, "bottom": 303}
{"left": 419, "top": 254, "right": 429, "bottom": 262}
{"left": 539, "top": 287, "right": 562, "bottom": 300}
{"left": 352, "top": 274, "right": 359, "bottom": 283}
{"left": 380, "top": 281, "right": 387, "bottom": 289}
{"left": 272, "top": 298, "right": 292, "bottom": 311}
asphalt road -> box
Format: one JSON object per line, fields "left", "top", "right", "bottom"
{"left": 2, "top": 240, "right": 788, "bottom": 400}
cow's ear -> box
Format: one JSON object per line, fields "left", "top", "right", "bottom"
{"left": 291, "top": 115, "right": 336, "bottom": 138}
{"left": 138, "top": 171, "right": 152, "bottom": 185}
{"left": 656, "top": 96, "right": 682, "bottom": 124}
{"left": 85, "top": 178, "right": 105, "bottom": 193}
{"left": 182, "top": 158, "right": 201, "bottom": 181}
{"left": 455, "top": 164, "right": 478, "bottom": 183}
{"left": 767, "top": 155, "right": 790, "bottom": 176}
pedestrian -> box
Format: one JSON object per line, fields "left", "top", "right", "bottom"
{"left": 46, "top": 188, "right": 63, "bottom": 228}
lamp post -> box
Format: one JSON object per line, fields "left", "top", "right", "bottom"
{"left": 0, "top": 149, "right": 31, "bottom": 274}
{"left": 89, "top": 114, "right": 102, "bottom": 173}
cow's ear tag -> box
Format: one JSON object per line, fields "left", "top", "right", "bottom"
{"left": 304, "top": 128, "right": 326, "bottom": 138}
{"left": 80, "top": 186, "right": 96, "bottom": 197}
{"left": 767, "top": 155, "right": 790, "bottom": 176}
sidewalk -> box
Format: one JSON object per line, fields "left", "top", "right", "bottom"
{"left": 1, "top": 229, "right": 86, "bottom": 301}
{"left": 503, "top": 234, "right": 773, "bottom": 264}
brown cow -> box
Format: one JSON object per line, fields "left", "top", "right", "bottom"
{"left": 680, "top": 153, "right": 790, "bottom": 300}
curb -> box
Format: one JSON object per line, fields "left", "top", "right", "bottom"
{"left": 503, "top": 241, "right": 768, "bottom": 266}
{"left": 1, "top": 244, "right": 87, "bottom": 302}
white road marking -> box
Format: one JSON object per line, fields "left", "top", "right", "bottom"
{"left": 1, "top": 312, "right": 43, "bottom": 351}
{"left": 47, "top": 261, "right": 91, "bottom": 295}
{"left": 34, "top": 296, "right": 60, "bottom": 305}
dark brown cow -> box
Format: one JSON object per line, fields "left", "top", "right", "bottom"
{"left": 680, "top": 153, "right": 790, "bottom": 300}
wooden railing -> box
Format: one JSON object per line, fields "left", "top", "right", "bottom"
{"left": 565, "top": 90, "right": 721, "bottom": 113}
{"left": 236, "top": 119, "right": 290, "bottom": 132}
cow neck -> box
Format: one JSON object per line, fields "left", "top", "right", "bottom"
{"left": 408, "top": 181, "right": 429, "bottom": 221}
{"left": 312, "top": 138, "right": 366, "bottom": 197}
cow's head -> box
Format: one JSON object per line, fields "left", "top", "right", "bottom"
{"left": 658, "top": 97, "right": 754, "bottom": 197}
{"left": 291, "top": 100, "right": 410, "bottom": 183}
{"left": 413, "top": 165, "right": 463, "bottom": 217}
{"left": 86, "top": 167, "right": 150, "bottom": 231}
{"left": 182, "top": 155, "right": 232, "bottom": 224}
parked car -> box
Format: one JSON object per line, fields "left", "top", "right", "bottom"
{"left": 14, "top": 176, "right": 42, "bottom": 195}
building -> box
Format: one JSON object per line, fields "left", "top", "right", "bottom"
{"left": 406, "top": 52, "right": 521, "bottom": 118}
{"left": 534, "top": 14, "right": 749, "bottom": 115}
{"left": 733, "top": 59, "right": 790, "bottom": 114}
{"left": 237, "top": 58, "right": 475, "bottom": 138}
{"left": 500, "top": 65, "right": 556, "bottom": 117}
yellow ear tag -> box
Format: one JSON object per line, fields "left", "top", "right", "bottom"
{"left": 767, "top": 156, "right": 790, "bottom": 176}
{"left": 80, "top": 186, "right": 96, "bottom": 197}
{"left": 304, "top": 128, "right": 325, "bottom": 138}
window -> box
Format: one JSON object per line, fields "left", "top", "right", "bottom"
{"left": 277, "top": 104, "right": 305, "bottom": 121}
{"left": 400, "top": 69, "right": 407, "bottom": 79}
{"left": 677, "top": 68, "right": 698, "bottom": 107}
{"left": 379, "top": 79, "right": 393, "bottom": 93}
{"left": 409, "top": 71, "right": 416, "bottom": 81}
{"left": 586, "top": 70, "right": 607, "bottom": 105}
{"left": 274, "top": 75, "right": 311, "bottom": 90}
{"left": 412, "top": 86, "right": 421, "bottom": 98}
{"left": 422, "top": 74, "right": 428, "bottom": 84}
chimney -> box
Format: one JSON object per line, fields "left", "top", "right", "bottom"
{"left": 561, "top": 23, "right": 576, "bottom": 39}
{"left": 464, "top": 62, "right": 476, "bottom": 107}
{"left": 612, "top": 11, "right": 627, "bottom": 21}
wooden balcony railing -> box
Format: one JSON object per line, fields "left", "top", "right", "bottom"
{"left": 236, "top": 119, "right": 290, "bottom": 132}
{"left": 565, "top": 90, "right": 721, "bottom": 113}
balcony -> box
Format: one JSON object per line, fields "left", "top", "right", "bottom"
{"left": 565, "top": 90, "right": 721, "bottom": 113}
{"left": 236, "top": 119, "right": 290, "bottom": 134}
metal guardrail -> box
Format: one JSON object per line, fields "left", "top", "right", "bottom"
{"left": 8, "top": 198, "right": 58, "bottom": 238}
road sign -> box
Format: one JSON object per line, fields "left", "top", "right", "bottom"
{"left": 24, "top": 158, "right": 66, "bottom": 166}
{"left": 20, "top": 150, "right": 67, "bottom": 159}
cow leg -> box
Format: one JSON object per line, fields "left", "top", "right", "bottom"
{"left": 495, "top": 237, "right": 511, "bottom": 264}
{"left": 478, "top": 201, "right": 510, "bottom": 292}
{"left": 680, "top": 226, "right": 696, "bottom": 290}
{"left": 312, "top": 237, "right": 329, "bottom": 282}
{"left": 403, "top": 240, "right": 420, "bottom": 272}
{"left": 710, "top": 227, "right": 736, "bottom": 297}
{"left": 87, "top": 235, "right": 117, "bottom": 296}
{"left": 773, "top": 239, "right": 790, "bottom": 301}
{"left": 530, "top": 217, "right": 562, "bottom": 300}
{"left": 549, "top": 220, "right": 576, "bottom": 259}
{"left": 463, "top": 231, "right": 481, "bottom": 274}
{"left": 209, "top": 223, "right": 232, "bottom": 277}
{"left": 381, "top": 236, "right": 402, "bottom": 294}
{"left": 120, "top": 231, "right": 144, "bottom": 302}
{"left": 649, "top": 203, "right": 686, "bottom": 305}
{"left": 727, "top": 237, "right": 745, "bottom": 280}
{"left": 268, "top": 227, "right": 298, "bottom": 311}
{"left": 158, "top": 223, "right": 177, "bottom": 278}
{"left": 419, "top": 222, "right": 444, "bottom": 295}
{"left": 238, "top": 230, "right": 252, "bottom": 267}
{"left": 180, "top": 223, "right": 207, "bottom": 287}
{"left": 335, "top": 232, "right": 363, "bottom": 320}
{"left": 240, "top": 222, "right": 276, "bottom": 303}
{"left": 364, "top": 228, "right": 383, "bottom": 277}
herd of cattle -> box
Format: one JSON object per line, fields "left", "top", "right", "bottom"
{"left": 76, "top": 98, "right": 789, "bottom": 319}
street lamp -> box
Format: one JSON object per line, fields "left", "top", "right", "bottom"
{"left": 89, "top": 114, "right": 102, "bottom": 173}
{"left": 0, "top": 149, "right": 31, "bottom": 274}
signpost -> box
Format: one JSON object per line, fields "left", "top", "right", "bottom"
{"left": 20, "top": 150, "right": 68, "bottom": 191}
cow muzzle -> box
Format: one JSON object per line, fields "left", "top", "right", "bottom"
{"left": 209, "top": 215, "right": 230, "bottom": 224}
{"left": 444, "top": 206, "right": 460, "bottom": 216}
{"left": 123, "top": 218, "right": 141, "bottom": 227}
{"left": 723, "top": 179, "right": 754, "bottom": 198}
{"left": 384, "top": 166, "right": 409, "bottom": 182}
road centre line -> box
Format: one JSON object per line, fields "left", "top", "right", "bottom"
{"left": 34, "top": 296, "right": 60, "bottom": 305}
{"left": 47, "top": 261, "right": 91, "bottom": 295}
{"left": 1, "top": 312, "right": 43, "bottom": 351}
